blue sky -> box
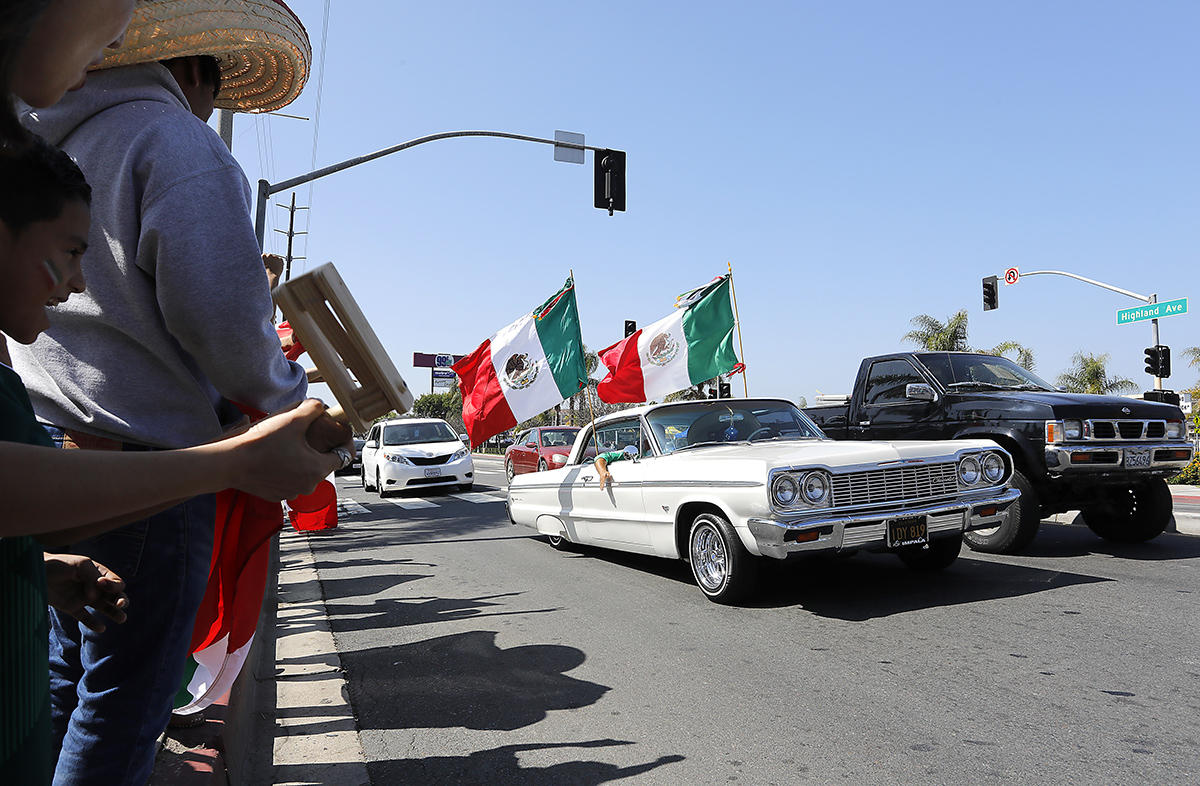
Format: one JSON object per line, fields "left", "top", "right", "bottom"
{"left": 227, "top": 1, "right": 1197, "bottom": 404}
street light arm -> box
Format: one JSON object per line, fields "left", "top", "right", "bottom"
{"left": 1020, "top": 269, "right": 1153, "bottom": 303}
{"left": 255, "top": 129, "right": 607, "bottom": 249}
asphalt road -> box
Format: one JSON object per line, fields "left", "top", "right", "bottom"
{"left": 301, "top": 456, "right": 1200, "bottom": 784}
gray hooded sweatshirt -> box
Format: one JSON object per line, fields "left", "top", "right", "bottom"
{"left": 12, "top": 63, "right": 306, "bottom": 448}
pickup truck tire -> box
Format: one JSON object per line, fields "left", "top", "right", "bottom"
{"left": 963, "top": 469, "right": 1040, "bottom": 554}
{"left": 897, "top": 534, "right": 962, "bottom": 571}
{"left": 1081, "top": 479, "right": 1172, "bottom": 543}
{"left": 688, "top": 512, "right": 757, "bottom": 604}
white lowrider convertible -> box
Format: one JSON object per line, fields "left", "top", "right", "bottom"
{"left": 507, "top": 398, "right": 1020, "bottom": 603}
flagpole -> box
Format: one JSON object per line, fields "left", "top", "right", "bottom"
{"left": 570, "top": 266, "right": 601, "bottom": 455}
{"left": 728, "top": 262, "right": 748, "bottom": 397}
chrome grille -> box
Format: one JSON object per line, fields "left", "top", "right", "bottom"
{"left": 830, "top": 463, "right": 959, "bottom": 508}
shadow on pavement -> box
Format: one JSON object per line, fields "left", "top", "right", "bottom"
{"left": 362, "top": 740, "right": 685, "bottom": 784}
{"left": 558, "top": 542, "right": 1109, "bottom": 620}
{"left": 344, "top": 630, "right": 608, "bottom": 732}
{"left": 1021, "top": 519, "right": 1200, "bottom": 561}
{"left": 325, "top": 591, "right": 561, "bottom": 633}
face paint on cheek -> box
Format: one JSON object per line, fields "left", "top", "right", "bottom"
{"left": 43, "top": 259, "right": 63, "bottom": 286}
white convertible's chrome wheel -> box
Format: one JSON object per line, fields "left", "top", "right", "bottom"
{"left": 690, "top": 519, "right": 729, "bottom": 592}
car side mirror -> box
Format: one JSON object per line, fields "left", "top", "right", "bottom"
{"left": 906, "top": 383, "right": 937, "bottom": 403}
{"left": 366, "top": 440, "right": 378, "bottom": 449}
{"left": 525, "top": 441, "right": 537, "bottom": 448}
{"left": 459, "top": 433, "right": 469, "bottom": 443}
{"left": 623, "top": 445, "right": 640, "bottom": 463}
{"left": 551, "top": 454, "right": 568, "bottom": 467}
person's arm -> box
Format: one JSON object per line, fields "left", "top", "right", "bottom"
{"left": 1, "top": 399, "right": 342, "bottom": 537}
{"left": 138, "top": 165, "right": 308, "bottom": 413}
{"left": 44, "top": 553, "right": 129, "bottom": 633}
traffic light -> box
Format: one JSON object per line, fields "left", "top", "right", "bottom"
{"left": 982, "top": 276, "right": 998, "bottom": 311}
{"left": 594, "top": 149, "right": 626, "bottom": 215}
{"left": 1144, "top": 345, "right": 1171, "bottom": 378}
{"left": 624, "top": 319, "right": 637, "bottom": 338}
{"left": 708, "top": 387, "right": 718, "bottom": 399}
{"left": 718, "top": 381, "right": 732, "bottom": 399}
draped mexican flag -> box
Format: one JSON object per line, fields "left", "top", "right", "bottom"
{"left": 597, "top": 275, "right": 739, "bottom": 403}
{"left": 453, "top": 278, "right": 588, "bottom": 446}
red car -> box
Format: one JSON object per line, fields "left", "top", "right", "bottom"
{"left": 505, "top": 426, "right": 581, "bottom": 481}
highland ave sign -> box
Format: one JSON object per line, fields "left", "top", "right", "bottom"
{"left": 1116, "top": 297, "right": 1188, "bottom": 326}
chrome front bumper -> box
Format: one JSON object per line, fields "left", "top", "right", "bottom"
{"left": 1043, "top": 442, "right": 1193, "bottom": 475}
{"left": 746, "top": 487, "right": 1021, "bottom": 559}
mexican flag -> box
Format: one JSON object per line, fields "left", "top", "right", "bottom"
{"left": 453, "top": 277, "right": 588, "bottom": 446}
{"left": 597, "top": 275, "right": 739, "bottom": 403}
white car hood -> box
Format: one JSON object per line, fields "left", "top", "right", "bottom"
{"left": 387, "top": 440, "right": 466, "bottom": 458}
{"left": 660, "top": 438, "right": 997, "bottom": 468}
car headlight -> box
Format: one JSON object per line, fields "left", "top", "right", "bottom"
{"left": 958, "top": 456, "right": 981, "bottom": 486}
{"left": 1166, "top": 420, "right": 1184, "bottom": 440}
{"left": 384, "top": 452, "right": 412, "bottom": 465}
{"left": 981, "top": 452, "right": 1006, "bottom": 484}
{"left": 800, "top": 471, "right": 830, "bottom": 505}
{"left": 451, "top": 447, "right": 469, "bottom": 461}
{"left": 771, "top": 473, "right": 800, "bottom": 507}
{"left": 1063, "top": 420, "right": 1082, "bottom": 440}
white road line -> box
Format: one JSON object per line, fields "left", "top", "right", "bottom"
{"left": 336, "top": 499, "right": 370, "bottom": 515}
{"left": 387, "top": 497, "right": 439, "bottom": 510}
{"left": 450, "top": 492, "right": 503, "bottom": 504}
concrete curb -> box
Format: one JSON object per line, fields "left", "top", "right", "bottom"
{"left": 272, "top": 529, "right": 370, "bottom": 785}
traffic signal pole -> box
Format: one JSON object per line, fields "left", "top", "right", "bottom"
{"left": 1013, "top": 269, "right": 1163, "bottom": 390}
{"left": 254, "top": 130, "right": 621, "bottom": 250}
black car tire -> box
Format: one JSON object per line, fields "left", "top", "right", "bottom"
{"left": 376, "top": 469, "right": 388, "bottom": 498}
{"left": 361, "top": 464, "right": 370, "bottom": 490}
{"left": 537, "top": 458, "right": 548, "bottom": 472}
{"left": 458, "top": 483, "right": 474, "bottom": 493}
{"left": 964, "top": 469, "right": 1040, "bottom": 554}
{"left": 1082, "top": 478, "right": 1172, "bottom": 543}
{"left": 897, "top": 534, "right": 963, "bottom": 571}
{"left": 687, "top": 511, "right": 757, "bottom": 604}
{"left": 505, "top": 459, "right": 515, "bottom": 483}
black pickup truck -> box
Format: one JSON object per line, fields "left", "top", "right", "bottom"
{"left": 802, "top": 352, "right": 1193, "bottom": 553}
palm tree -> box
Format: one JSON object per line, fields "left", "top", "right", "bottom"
{"left": 1182, "top": 346, "right": 1200, "bottom": 373}
{"left": 903, "top": 311, "right": 971, "bottom": 351}
{"left": 1056, "top": 352, "right": 1137, "bottom": 395}
{"left": 903, "top": 311, "right": 1036, "bottom": 370}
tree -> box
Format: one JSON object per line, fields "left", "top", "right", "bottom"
{"left": 1182, "top": 346, "right": 1200, "bottom": 376}
{"left": 902, "top": 311, "right": 1036, "bottom": 370}
{"left": 903, "top": 311, "right": 971, "bottom": 352}
{"left": 1055, "top": 352, "right": 1137, "bottom": 396}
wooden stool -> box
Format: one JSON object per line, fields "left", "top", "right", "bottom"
{"left": 273, "top": 263, "right": 414, "bottom": 434}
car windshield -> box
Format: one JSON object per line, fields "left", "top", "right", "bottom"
{"left": 645, "top": 400, "right": 824, "bottom": 453}
{"left": 916, "top": 353, "right": 1055, "bottom": 391}
{"left": 539, "top": 428, "right": 578, "bottom": 447}
{"left": 382, "top": 422, "right": 458, "bottom": 445}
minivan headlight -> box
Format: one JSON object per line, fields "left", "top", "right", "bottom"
{"left": 981, "top": 452, "right": 1006, "bottom": 484}
{"left": 451, "top": 447, "right": 469, "bottom": 461}
{"left": 958, "top": 456, "right": 981, "bottom": 486}
{"left": 384, "top": 452, "right": 412, "bottom": 465}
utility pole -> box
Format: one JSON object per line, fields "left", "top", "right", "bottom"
{"left": 273, "top": 193, "right": 309, "bottom": 281}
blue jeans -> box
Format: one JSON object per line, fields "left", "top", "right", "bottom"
{"left": 46, "top": 493, "right": 215, "bottom": 786}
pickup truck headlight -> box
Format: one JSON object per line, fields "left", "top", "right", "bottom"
{"left": 384, "top": 452, "right": 412, "bottom": 465}
{"left": 981, "top": 452, "right": 1006, "bottom": 484}
{"left": 1166, "top": 420, "right": 1185, "bottom": 440}
{"left": 958, "top": 456, "right": 982, "bottom": 486}
{"left": 800, "top": 471, "right": 830, "bottom": 505}
{"left": 1063, "top": 420, "right": 1082, "bottom": 440}
{"left": 771, "top": 474, "right": 800, "bottom": 507}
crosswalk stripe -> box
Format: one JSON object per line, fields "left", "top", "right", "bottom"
{"left": 450, "top": 492, "right": 503, "bottom": 504}
{"left": 337, "top": 499, "right": 370, "bottom": 515}
{"left": 386, "top": 497, "right": 439, "bottom": 510}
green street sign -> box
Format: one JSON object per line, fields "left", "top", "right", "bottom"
{"left": 1116, "top": 297, "right": 1187, "bottom": 325}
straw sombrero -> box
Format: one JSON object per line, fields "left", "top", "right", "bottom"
{"left": 95, "top": 0, "right": 311, "bottom": 113}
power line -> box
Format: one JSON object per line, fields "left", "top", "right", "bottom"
{"left": 299, "top": 0, "right": 331, "bottom": 274}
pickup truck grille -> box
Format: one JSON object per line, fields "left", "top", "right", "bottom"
{"left": 830, "top": 463, "right": 959, "bottom": 508}
{"left": 1086, "top": 420, "right": 1166, "bottom": 441}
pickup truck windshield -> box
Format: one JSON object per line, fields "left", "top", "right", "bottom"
{"left": 916, "top": 353, "right": 1055, "bottom": 391}
{"left": 647, "top": 400, "right": 824, "bottom": 453}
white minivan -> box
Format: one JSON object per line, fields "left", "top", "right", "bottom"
{"left": 361, "top": 418, "right": 474, "bottom": 495}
